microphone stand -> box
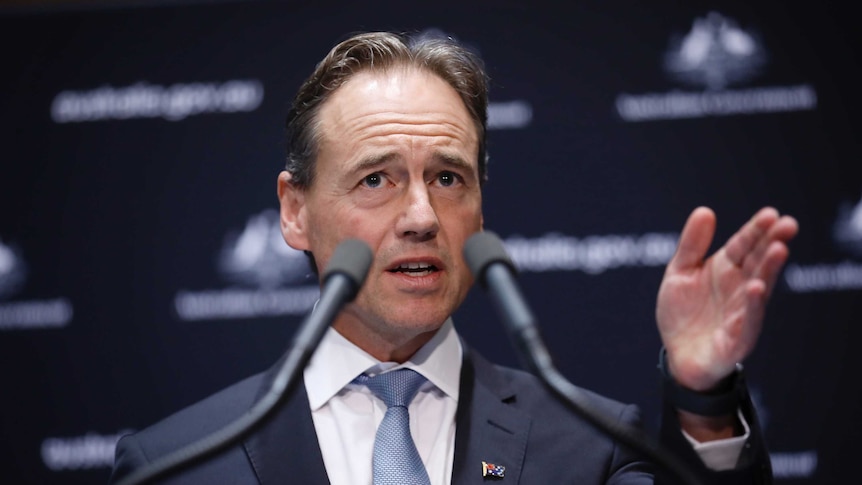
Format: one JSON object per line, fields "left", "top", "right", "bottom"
{"left": 472, "top": 233, "right": 707, "bottom": 485}
{"left": 115, "top": 239, "right": 372, "bottom": 485}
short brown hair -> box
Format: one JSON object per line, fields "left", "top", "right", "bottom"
{"left": 285, "top": 31, "right": 490, "bottom": 188}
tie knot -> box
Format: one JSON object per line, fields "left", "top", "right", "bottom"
{"left": 355, "top": 368, "right": 427, "bottom": 408}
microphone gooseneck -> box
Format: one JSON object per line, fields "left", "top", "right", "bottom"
{"left": 115, "top": 239, "right": 373, "bottom": 485}
{"left": 464, "top": 231, "right": 706, "bottom": 485}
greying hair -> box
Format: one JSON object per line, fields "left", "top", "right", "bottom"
{"left": 284, "top": 31, "right": 490, "bottom": 188}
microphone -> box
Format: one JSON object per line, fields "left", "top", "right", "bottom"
{"left": 463, "top": 231, "right": 706, "bottom": 485}
{"left": 116, "top": 239, "right": 373, "bottom": 485}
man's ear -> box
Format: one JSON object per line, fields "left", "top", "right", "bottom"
{"left": 277, "top": 171, "right": 310, "bottom": 250}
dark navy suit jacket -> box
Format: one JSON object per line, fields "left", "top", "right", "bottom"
{"left": 110, "top": 345, "right": 771, "bottom": 484}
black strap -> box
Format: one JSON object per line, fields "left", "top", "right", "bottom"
{"left": 658, "top": 347, "right": 743, "bottom": 417}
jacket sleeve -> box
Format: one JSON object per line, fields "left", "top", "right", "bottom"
{"left": 656, "top": 376, "right": 773, "bottom": 485}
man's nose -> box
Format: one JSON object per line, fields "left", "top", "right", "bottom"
{"left": 396, "top": 184, "right": 439, "bottom": 241}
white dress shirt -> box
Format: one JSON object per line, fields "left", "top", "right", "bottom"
{"left": 303, "top": 318, "right": 748, "bottom": 483}
{"left": 304, "top": 318, "right": 461, "bottom": 485}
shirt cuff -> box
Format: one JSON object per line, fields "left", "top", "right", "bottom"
{"left": 681, "top": 409, "right": 751, "bottom": 471}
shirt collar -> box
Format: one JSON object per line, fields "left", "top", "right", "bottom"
{"left": 304, "top": 318, "right": 462, "bottom": 411}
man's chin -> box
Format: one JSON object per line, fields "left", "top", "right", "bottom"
{"left": 344, "top": 299, "right": 449, "bottom": 328}
{"left": 384, "top": 311, "right": 449, "bottom": 334}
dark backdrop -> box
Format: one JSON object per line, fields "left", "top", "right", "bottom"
{"left": 0, "top": 1, "right": 859, "bottom": 483}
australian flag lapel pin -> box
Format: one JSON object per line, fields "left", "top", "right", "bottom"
{"left": 482, "top": 461, "right": 505, "bottom": 479}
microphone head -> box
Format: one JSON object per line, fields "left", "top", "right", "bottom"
{"left": 463, "top": 231, "right": 517, "bottom": 287}
{"left": 322, "top": 239, "right": 373, "bottom": 293}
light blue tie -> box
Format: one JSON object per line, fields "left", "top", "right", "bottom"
{"left": 354, "top": 369, "right": 431, "bottom": 485}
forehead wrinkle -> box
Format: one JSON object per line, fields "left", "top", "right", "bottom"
{"left": 316, "top": 68, "right": 479, "bottom": 168}
{"left": 344, "top": 113, "right": 475, "bottom": 141}
{"left": 320, "top": 115, "right": 475, "bottom": 160}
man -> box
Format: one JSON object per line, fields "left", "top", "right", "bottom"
{"left": 110, "top": 31, "right": 798, "bottom": 484}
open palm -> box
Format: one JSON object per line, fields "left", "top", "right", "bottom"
{"left": 656, "top": 207, "right": 798, "bottom": 391}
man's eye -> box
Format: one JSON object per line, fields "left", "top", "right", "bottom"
{"left": 438, "top": 171, "right": 458, "bottom": 187}
{"left": 362, "top": 173, "right": 383, "bottom": 188}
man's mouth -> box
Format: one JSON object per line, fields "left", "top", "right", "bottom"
{"left": 388, "top": 262, "right": 439, "bottom": 277}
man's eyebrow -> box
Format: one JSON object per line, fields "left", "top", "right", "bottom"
{"left": 345, "top": 152, "right": 477, "bottom": 177}
{"left": 348, "top": 153, "right": 400, "bottom": 173}
{"left": 435, "top": 153, "right": 477, "bottom": 175}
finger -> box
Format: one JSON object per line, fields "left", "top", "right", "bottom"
{"left": 716, "top": 278, "right": 766, "bottom": 366}
{"left": 772, "top": 215, "right": 800, "bottom": 242}
{"left": 745, "top": 278, "right": 767, "bottom": 306}
{"left": 753, "top": 240, "right": 791, "bottom": 299}
{"left": 668, "top": 207, "right": 716, "bottom": 271}
{"left": 736, "top": 278, "right": 768, "bottom": 358}
{"left": 741, "top": 215, "right": 799, "bottom": 275}
{"left": 723, "top": 207, "right": 779, "bottom": 267}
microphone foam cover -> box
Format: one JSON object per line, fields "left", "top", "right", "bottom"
{"left": 463, "top": 231, "right": 517, "bottom": 286}
{"left": 323, "top": 239, "right": 373, "bottom": 288}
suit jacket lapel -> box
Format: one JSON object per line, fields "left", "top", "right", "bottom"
{"left": 452, "top": 347, "right": 531, "bottom": 485}
{"left": 243, "top": 355, "right": 330, "bottom": 485}
{"left": 239, "top": 343, "right": 532, "bottom": 485}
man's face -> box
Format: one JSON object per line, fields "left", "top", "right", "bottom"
{"left": 280, "top": 67, "right": 483, "bottom": 356}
